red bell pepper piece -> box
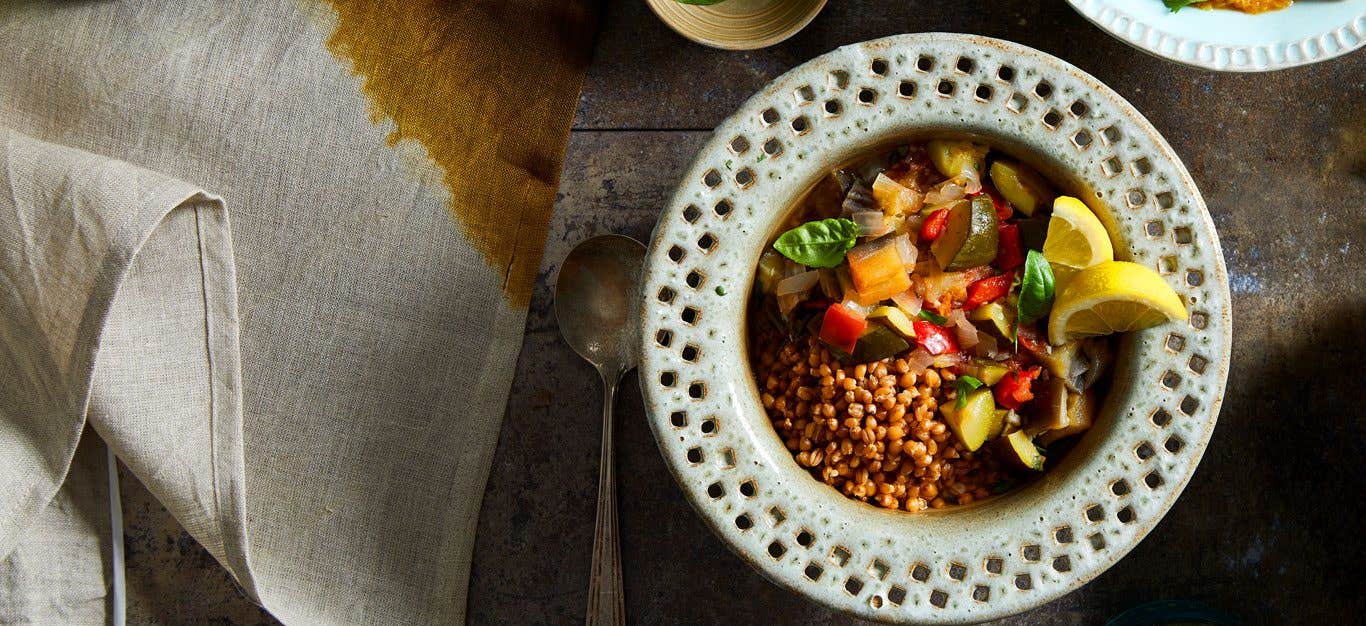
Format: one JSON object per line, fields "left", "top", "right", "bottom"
{"left": 920, "top": 208, "right": 950, "bottom": 242}
{"left": 819, "top": 303, "right": 867, "bottom": 355}
{"left": 963, "top": 274, "right": 1013, "bottom": 310}
{"left": 912, "top": 320, "right": 959, "bottom": 355}
{"left": 994, "top": 366, "right": 1042, "bottom": 410}
{"left": 995, "top": 223, "right": 1024, "bottom": 271}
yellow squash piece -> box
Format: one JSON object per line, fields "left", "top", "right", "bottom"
{"left": 941, "top": 387, "right": 1000, "bottom": 452}
{"left": 964, "top": 359, "right": 1010, "bottom": 386}
{"left": 968, "top": 301, "right": 1016, "bottom": 341}
{"left": 989, "top": 160, "right": 1054, "bottom": 217}
{"left": 867, "top": 306, "right": 917, "bottom": 338}
{"left": 1047, "top": 261, "right": 1188, "bottom": 345}
{"left": 927, "top": 139, "right": 988, "bottom": 179}
{"left": 997, "top": 430, "right": 1045, "bottom": 471}
{"left": 930, "top": 195, "right": 999, "bottom": 271}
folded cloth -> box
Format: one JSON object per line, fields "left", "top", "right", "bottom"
{"left": 0, "top": 1, "right": 597, "bottom": 623}
{"left": 0, "top": 129, "right": 256, "bottom": 619}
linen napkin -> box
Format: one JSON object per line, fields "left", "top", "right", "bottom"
{"left": 0, "top": 0, "right": 597, "bottom": 623}
{"left": 0, "top": 129, "right": 255, "bottom": 620}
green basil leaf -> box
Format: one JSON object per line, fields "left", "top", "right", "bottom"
{"left": 954, "top": 375, "right": 984, "bottom": 409}
{"left": 772, "top": 218, "right": 860, "bottom": 268}
{"left": 1163, "top": 0, "right": 1207, "bottom": 12}
{"left": 917, "top": 309, "right": 948, "bottom": 325}
{"left": 1016, "top": 249, "right": 1055, "bottom": 324}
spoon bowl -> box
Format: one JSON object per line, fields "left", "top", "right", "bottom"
{"left": 555, "top": 234, "right": 645, "bottom": 378}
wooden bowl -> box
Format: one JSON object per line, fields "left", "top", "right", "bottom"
{"left": 646, "top": 0, "right": 827, "bottom": 51}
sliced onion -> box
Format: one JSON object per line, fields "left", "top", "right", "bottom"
{"left": 852, "top": 210, "right": 888, "bottom": 237}
{"left": 973, "top": 332, "right": 999, "bottom": 358}
{"left": 957, "top": 162, "right": 983, "bottom": 195}
{"left": 841, "top": 298, "right": 872, "bottom": 317}
{"left": 924, "top": 268, "right": 978, "bottom": 307}
{"left": 891, "top": 288, "right": 922, "bottom": 318}
{"left": 949, "top": 309, "right": 979, "bottom": 348}
{"left": 777, "top": 292, "right": 802, "bottom": 317}
{"left": 776, "top": 270, "right": 820, "bottom": 296}
{"left": 932, "top": 352, "right": 968, "bottom": 369}
{"left": 905, "top": 348, "right": 935, "bottom": 374}
{"left": 893, "top": 233, "right": 918, "bottom": 269}
{"left": 924, "top": 180, "right": 965, "bottom": 205}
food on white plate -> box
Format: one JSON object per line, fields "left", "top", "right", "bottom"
{"left": 1164, "top": 0, "right": 1292, "bottom": 14}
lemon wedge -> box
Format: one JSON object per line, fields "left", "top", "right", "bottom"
{"left": 1042, "top": 196, "right": 1113, "bottom": 285}
{"left": 1048, "top": 261, "right": 1188, "bottom": 345}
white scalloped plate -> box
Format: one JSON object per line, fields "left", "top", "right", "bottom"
{"left": 639, "top": 34, "right": 1231, "bottom": 623}
{"left": 1067, "top": 0, "right": 1365, "bottom": 72}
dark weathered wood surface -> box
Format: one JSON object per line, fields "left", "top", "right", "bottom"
{"left": 125, "top": 1, "right": 1364, "bottom": 624}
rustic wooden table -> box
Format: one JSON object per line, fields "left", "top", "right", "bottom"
{"left": 122, "top": 1, "right": 1364, "bottom": 623}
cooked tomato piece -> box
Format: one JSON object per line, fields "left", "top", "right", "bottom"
{"left": 994, "top": 366, "right": 1042, "bottom": 410}
{"left": 994, "top": 223, "right": 1024, "bottom": 271}
{"left": 912, "top": 320, "right": 959, "bottom": 355}
{"left": 963, "top": 274, "right": 1012, "bottom": 310}
{"left": 818, "top": 303, "right": 867, "bottom": 355}
{"left": 920, "top": 208, "right": 950, "bottom": 242}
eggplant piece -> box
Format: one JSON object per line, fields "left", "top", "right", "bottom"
{"left": 1039, "top": 388, "right": 1097, "bottom": 445}
{"left": 1027, "top": 337, "right": 1111, "bottom": 392}
{"left": 833, "top": 168, "right": 860, "bottom": 195}
{"left": 1030, "top": 341, "right": 1078, "bottom": 386}
{"left": 1076, "top": 338, "right": 1111, "bottom": 391}
{"left": 1024, "top": 377, "right": 1069, "bottom": 437}
{"left": 842, "top": 180, "right": 876, "bottom": 216}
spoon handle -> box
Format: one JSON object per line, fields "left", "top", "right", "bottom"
{"left": 586, "top": 375, "right": 625, "bottom": 626}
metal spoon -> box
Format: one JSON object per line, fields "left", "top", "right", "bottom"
{"left": 554, "top": 234, "right": 644, "bottom": 626}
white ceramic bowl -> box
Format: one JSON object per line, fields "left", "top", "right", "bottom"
{"left": 639, "top": 33, "right": 1231, "bottom": 623}
{"left": 1067, "top": 0, "right": 1365, "bottom": 72}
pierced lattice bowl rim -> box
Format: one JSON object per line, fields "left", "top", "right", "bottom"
{"left": 639, "top": 33, "right": 1231, "bottom": 623}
